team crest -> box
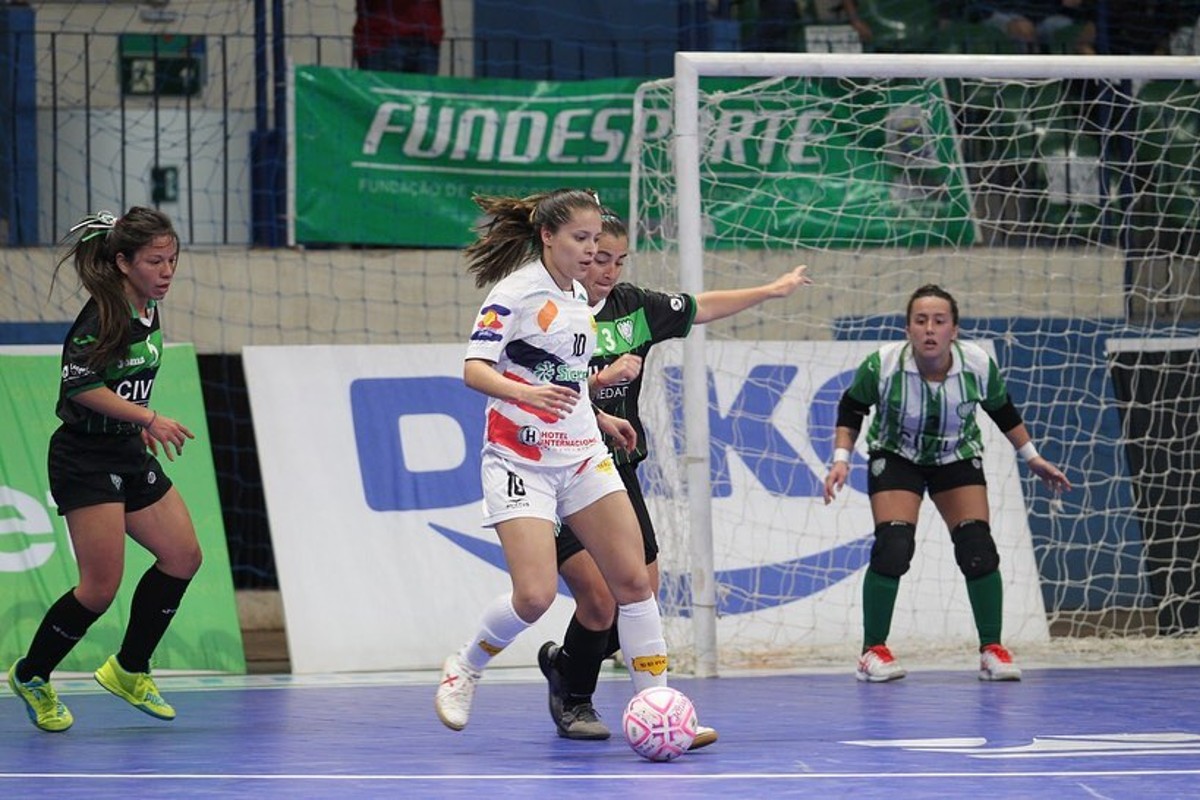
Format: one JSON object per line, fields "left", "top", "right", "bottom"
{"left": 871, "top": 458, "right": 887, "bottom": 477}
{"left": 617, "top": 318, "right": 635, "bottom": 344}
{"left": 110, "top": 473, "right": 123, "bottom": 490}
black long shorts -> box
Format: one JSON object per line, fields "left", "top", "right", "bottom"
{"left": 556, "top": 460, "right": 659, "bottom": 568}
{"left": 48, "top": 426, "right": 173, "bottom": 515}
{"left": 865, "top": 450, "right": 987, "bottom": 498}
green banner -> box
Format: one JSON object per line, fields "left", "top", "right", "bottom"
{"left": 0, "top": 346, "right": 245, "bottom": 674}
{"left": 293, "top": 66, "right": 642, "bottom": 247}
{"left": 293, "top": 67, "right": 972, "bottom": 248}
{"left": 638, "top": 76, "right": 975, "bottom": 249}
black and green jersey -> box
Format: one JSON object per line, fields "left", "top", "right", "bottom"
{"left": 845, "top": 339, "right": 1009, "bottom": 466}
{"left": 57, "top": 297, "right": 164, "bottom": 435}
{"left": 591, "top": 283, "right": 697, "bottom": 465}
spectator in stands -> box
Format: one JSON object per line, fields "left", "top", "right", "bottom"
{"left": 747, "top": 0, "right": 803, "bottom": 51}
{"left": 8, "top": 207, "right": 202, "bottom": 733}
{"left": 1099, "top": 0, "right": 1192, "bottom": 55}
{"left": 824, "top": 284, "right": 1071, "bottom": 684}
{"left": 838, "top": 0, "right": 961, "bottom": 51}
{"left": 353, "top": 0, "right": 443, "bottom": 74}
{"left": 824, "top": 0, "right": 876, "bottom": 45}
{"left": 971, "top": 1, "right": 1096, "bottom": 54}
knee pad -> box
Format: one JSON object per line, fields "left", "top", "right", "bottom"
{"left": 951, "top": 519, "right": 1000, "bottom": 579}
{"left": 869, "top": 521, "right": 916, "bottom": 578}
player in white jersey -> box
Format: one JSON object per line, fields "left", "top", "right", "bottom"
{"left": 435, "top": 189, "right": 679, "bottom": 735}
{"left": 824, "top": 284, "right": 1070, "bottom": 683}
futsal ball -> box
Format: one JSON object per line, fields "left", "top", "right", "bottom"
{"left": 621, "top": 686, "right": 698, "bottom": 762}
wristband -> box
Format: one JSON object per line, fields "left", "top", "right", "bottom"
{"left": 1017, "top": 441, "right": 1039, "bottom": 463}
{"left": 832, "top": 447, "right": 852, "bottom": 465}
{"left": 143, "top": 410, "right": 157, "bottom": 430}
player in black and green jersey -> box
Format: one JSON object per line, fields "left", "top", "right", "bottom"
{"left": 824, "top": 283, "right": 1071, "bottom": 683}
{"left": 537, "top": 211, "right": 811, "bottom": 742}
{"left": 8, "top": 207, "right": 202, "bottom": 733}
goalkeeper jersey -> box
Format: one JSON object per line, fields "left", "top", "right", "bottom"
{"left": 590, "top": 283, "right": 697, "bottom": 466}
{"left": 845, "top": 339, "right": 1009, "bottom": 466}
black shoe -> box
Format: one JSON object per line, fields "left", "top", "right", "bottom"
{"left": 556, "top": 701, "right": 611, "bottom": 740}
{"left": 537, "top": 641, "right": 564, "bottom": 727}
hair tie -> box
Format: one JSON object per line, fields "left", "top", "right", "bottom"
{"left": 70, "top": 210, "right": 118, "bottom": 243}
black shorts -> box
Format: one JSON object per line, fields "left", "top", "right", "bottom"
{"left": 556, "top": 460, "right": 659, "bottom": 568}
{"left": 866, "top": 450, "right": 987, "bottom": 498}
{"left": 48, "top": 426, "right": 173, "bottom": 515}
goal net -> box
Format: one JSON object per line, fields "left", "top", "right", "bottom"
{"left": 630, "top": 53, "right": 1200, "bottom": 675}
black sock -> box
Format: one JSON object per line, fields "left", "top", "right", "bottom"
{"left": 604, "top": 623, "right": 621, "bottom": 659}
{"left": 559, "top": 614, "right": 612, "bottom": 705}
{"left": 117, "top": 566, "right": 191, "bottom": 674}
{"left": 19, "top": 589, "right": 101, "bottom": 682}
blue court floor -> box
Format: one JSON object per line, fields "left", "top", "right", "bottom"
{"left": 3, "top": 663, "right": 1200, "bottom": 798}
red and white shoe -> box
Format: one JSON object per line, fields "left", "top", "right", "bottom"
{"left": 979, "top": 643, "right": 1022, "bottom": 681}
{"left": 435, "top": 653, "right": 481, "bottom": 730}
{"left": 856, "top": 644, "right": 907, "bottom": 682}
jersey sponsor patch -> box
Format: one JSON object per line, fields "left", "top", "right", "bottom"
{"left": 471, "top": 304, "right": 511, "bottom": 342}
{"left": 537, "top": 300, "right": 558, "bottom": 332}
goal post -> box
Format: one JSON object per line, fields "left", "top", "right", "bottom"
{"left": 632, "top": 52, "right": 1200, "bottom": 677}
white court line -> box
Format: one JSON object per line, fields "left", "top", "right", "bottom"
{"left": 3, "top": 769, "right": 1200, "bottom": 782}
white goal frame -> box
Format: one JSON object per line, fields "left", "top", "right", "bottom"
{"left": 655, "top": 52, "right": 1200, "bottom": 678}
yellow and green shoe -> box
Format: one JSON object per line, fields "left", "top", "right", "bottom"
{"left": 8, "top": 659, "right": 73, "bottom": 732}
{"left": 94, "top": 655, "right": 176, "bottom": 720}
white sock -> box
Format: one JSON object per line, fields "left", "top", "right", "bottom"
{"left": 617, "top": 597, "right": 668, "bottom": 692}
{"left": 460, "top": 594, "right": 531, "bottom": 672}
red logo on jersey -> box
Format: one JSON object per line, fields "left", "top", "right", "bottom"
{"left": 487, "top": 409, "right": 542, "bottom": 460}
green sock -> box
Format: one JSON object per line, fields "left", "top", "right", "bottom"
{"left": 862, "top": 569, "right": 900, "bottom": 650}
{"left": 966, "top": 570, "right": 1004, "bottom": 647}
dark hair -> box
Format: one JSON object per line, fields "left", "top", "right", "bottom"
{"left": 53, "top": 206, "right": 179, "bottom": 370}
{"left": 906, "top": 283, "right": 958, "bottom": 325}
{"left": 600, "top": 207, "right": 627, "bottom": 239}
{"left": 464, "top": 188, "right": 601, "bottom": 288}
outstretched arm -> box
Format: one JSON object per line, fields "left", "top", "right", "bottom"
{"left": 693, "top": 265, "right": 812, "bottom": 325}
{"left": 1005, "top": 423, "right": 1072, "bottom": 494}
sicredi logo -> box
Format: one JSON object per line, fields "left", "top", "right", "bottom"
{"left": 349, "top": 366, "right": 868, "bottom": 513}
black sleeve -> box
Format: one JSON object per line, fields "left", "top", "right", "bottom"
{"left": 983, "top": 394, "right": 1023, "bottom": 433}
{"left": 836, "top": 391, "right": 871, "bottom": 434}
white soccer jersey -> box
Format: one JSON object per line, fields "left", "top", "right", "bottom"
{"left": 465, "top": 260, "right": 606, "bottom": 467}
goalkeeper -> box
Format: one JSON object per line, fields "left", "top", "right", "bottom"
{"left": 537, "top": 210, "right": 811, "bottom": 742}
{"left": 823, "top": 283, "right": 1071, "bottom": 683}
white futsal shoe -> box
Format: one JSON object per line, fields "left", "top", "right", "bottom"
{"left": 435, "top": 652, "right": 481, "bottom": 731}
{"left": 979, "top": 644, "right": 1022, "bottom": 681}
{"left": 856, "top": 645, "right": 907, "bottom": 682}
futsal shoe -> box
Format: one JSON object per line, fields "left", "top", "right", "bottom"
{"left": 557, "top": 701, "right": 611, "bottom": 740}
{"left": 979, "top": 643, "right": 1023, "bottom": 681}
{"left": 537, "top": 641, "right": 566, "bottom": 727}
{"left": 94, "top": 655, "right": 176, "bottom": 720}
{"left": 435, "top": 652, "right": 481, "bottom": 731}
{"left": 8, "top": 659, "right": 73, "bottom": 732}
{"left": 688, "top": 724, "right": 719, "bottom": 750}
{"left": 856, "top": 645, "right": 907, "bottom": 682}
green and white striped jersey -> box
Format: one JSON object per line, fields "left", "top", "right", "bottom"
{"left": 846, "top": 339, "right": 1009, "bottom": 466}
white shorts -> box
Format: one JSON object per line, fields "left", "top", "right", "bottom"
{"left": 480, "top": 448, "right": 625, "bottom": 528}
